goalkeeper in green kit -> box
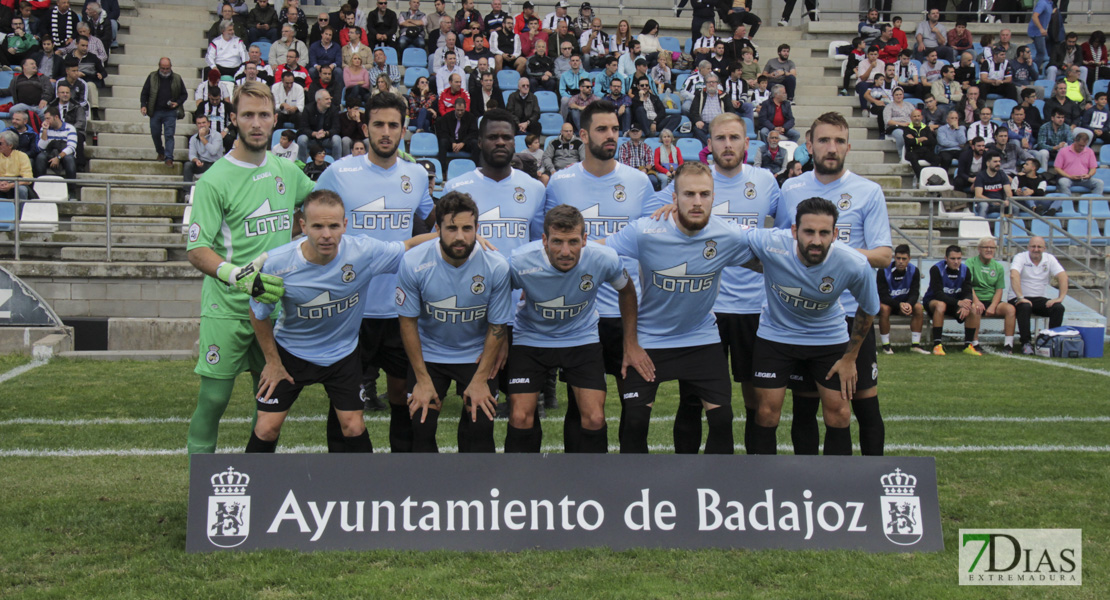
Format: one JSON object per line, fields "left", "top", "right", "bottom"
{"left": 185, "top": 81, "right": 315, "bottom": 455}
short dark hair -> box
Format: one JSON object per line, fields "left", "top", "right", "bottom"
{"left": 543, "top": 204, "right": 585, "bottom": 236}
{"left": 899, "top": 48, "right": 912, "bottom": 58}
{"left": 1051, "top": 107, "right": 1066, "bottom": 117}
{"left": 984, "top": 149, "right": 1001, "bottom": 162}
{"left": 280, "top": 129, "right": 296, "bottom": 141}
{"left": 955, "top": 19, "right": 968, "bottom": 27}
{"left": 1096, "top": 92, "right": 1108, "bottom": 102}
{"left": 43, "top": 105, "right": 60, "bottom": 118}
{"left": 971, "top": 136, "right": 985, "bottom": 145}
{"left": 580, "top": 100, "right": 617, "bottom": 132}
{"left": 308, "top": 143, "right": 325, "bottom": 158}
{"left": 478, "top": 107, "right": 519, "bottom": 137}
{"left": 303, "top": 189, "right": 345, "bottom": 212}
{"left": 923, "top": 93, "right": 935, "bottom": 101}
{"left": 945, "top": 244, "right": 963, "bottom": 256}
{"left": 811, "top": 111, "right": 850, "bottom": 135}
{"left": 604, "top": 55, "right": 617, "bottom": 66}
{"left": 1026, "top": 157, "right": 1041, "bottom": 170}
{"left": 777, "top": 43, "right": 790, "bottom": 52}
{"left": 1011, "top": 105, "right": 1025, "bottom": 115}
{"left": 367, "top": 91, "right": 407, "bottom": 118}
{"left": 795, "top": 197, "right": 838, "bottom": 228}
{"left": 435, "top": 191, "right": 479, "bottom": 229}
{"left": 894, "top": 244, "right": 911, "bottom": 256}
{"left": 1021, "top": 87, "right": 1038, "bottom": 100}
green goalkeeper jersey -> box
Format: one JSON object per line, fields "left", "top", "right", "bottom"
{"left": 186, "top": 153, "right": 315, "bottom": 320}
{"left": 966, "top": 256, "right": 1007, "bottom": 304}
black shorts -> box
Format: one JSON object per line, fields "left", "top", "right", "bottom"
{"left": 926, "top": 298, "right": 968, "bottom": 323}
{"left": 787, "top": 316, "right": 878, "bottom": 393}
{"left": 598, "top": 317, "right": 624, "bottom": 376}
{"left": 256, "top": 344, "right": 363, "bottom": 413}
{"left": 406, "top": 361, "right": 497, "bottom": 403}
{"left": 621, "top": 343, "right": 731, "bottom": 408}
{"left": 507, "top": 343, "right": 607, "bottom": 395}
{"left": 715, "top": 312, "right": 760, "bottom": 383}
{"left": 752, "top": 337, "right": 846, "bottom": 391}
{"left": 359, "top": 317, "right": 409, "bottom": 379}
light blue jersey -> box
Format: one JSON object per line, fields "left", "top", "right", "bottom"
{"left": 543, "top": 162, "right": 654, "bottom": 318}
{"left": 395, "top": 240, "right": 513, "bottom": 364}
{"left": 251, "top": 236, "right": 406, "bottom": 366}
{"left": 649, "top": 164, "right": 782, "bottom": 314}
{"left": 777, "top": 170, "right": 891, "bottom": 314}
{"left": 443, "top": 168, "right": 546, "bottom": 256}
{"left": 747, "top": 228, "right": 880, "bottom": 346}
{"left": 605, "top": 215, "right": 753, "bottom": 349}
{"left": 509, "top": 240, "right": 629, "bottom": 348}
{"left": 314, "top": 155, "right": 435, "bottom": 318}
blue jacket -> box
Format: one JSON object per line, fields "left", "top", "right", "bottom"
{"left": 308, "top": 41, "right": 342, "bottom": 71}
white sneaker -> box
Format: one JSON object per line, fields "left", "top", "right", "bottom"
{"left": 778, "top": 20, "right": 788, "bottom": 27}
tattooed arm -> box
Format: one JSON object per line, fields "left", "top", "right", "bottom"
{"left": 825, "top": 306, "right": 875, "bottom": 402}
{"left": 465, "top": 322, "right": 508, "bottom": 421}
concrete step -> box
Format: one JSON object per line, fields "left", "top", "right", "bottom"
{"left": 119, "top": 30, "right": 207, "bottom": 45}
{"left": 840, "top": 150, "right": 889, "bottom": 164}
{"left": 86, "top": 146, "right": 189, "bottom": 161}
{"left": 69, "top": 216, "right": 175, "bottom": 234}
{"left": 87, "top": 159, "right": 184, "bottom": 176}
{"left": 60, "top": 247, "right": 168, "bottom": 262}
{"left": 80, "top": 186, "right": 181, "bottom": 204}
{"left": 113, "top": 65, "right": 200, "bottom": 79}
{"left": 33, "top": 231, "right": 185, "bottom": 246}
{"left": 76, "top": 172, "right": 183, "bottom": 184}
{"left": 109, "top": 74, "right": 205, "bottom": 89}
{"left": 109, "top": 52, "right": 206, "bottom": 69}
{"left": 886, "top": 202, "right": 928, "bottom": 217}
{"left": 90, "top": 120, "right": 198, "bottom": 136}
{"left": 95, "top": 132, "right": 189, "bottom": 149}
{"left": 115, "top": 45, "right": 206, "bottom": 61}
{"left": 97, "top": 97, "right": 198, "bottom": 114}
{"left": 102, "top": 107, "right": 155, "bottom": 123}
{"left": 60, "top": 201, "right": 185, "bottom": 219}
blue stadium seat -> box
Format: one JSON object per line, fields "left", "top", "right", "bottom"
{"left": 644, "top": 137, "right": 662, "bottom": 152}
{"left": 1091, "top": 168, "right": 1110, "bottom": 191}
{"left": 1067, "top": 218, "right": 1107, "bottom": 245}
{"left": 271, "top": 131, "right": 283, "bottom": 148}
{"left": 1031, "top": 218, "right": 1067, "bottom": 246}
{"left": 659, "top": 36, "right": 681, "bottom": 53}
{"left": 1093, "top": 80, "right": 1109, "bottom": 96}
{"left": 0, "top": 200, "right": 13, "bottom": 232}
{"left": 539, "top": 112, "right": 563, "bottom": 136}
{"left": 675, "top": 137, "right": 703, "bottom": 158}
{"left": 793, "top": 144, "right": 809, "bottom": 165}
{"left": 515, "top": 135, "right": 529, "bottom": 153}
{"left": 747, "top": 140, "right": 766, "bottom": 164}
{"left": 1099, "top": 145, "right": 1110, "bottom": 167}
{"left": 503, "top": 90, "right": 512, "bottom": 105}
{"left": 254, "top": 41, "right": 271, "bottom": 62}
{"left": 661, "top": 93, "right": 681, "bottom": 115}
{"left": 408, "top": 132, "right": 438, "bottom": 157}
{"left": 675, "top": 73, "right": 689, "bottom": 92}
{"left": 402, "top": 48, "right": 428, "bottom": 68}
{"left": 536, "top": 91, "right": 559, "bottom": 113}
{"left": 674, "top": 116, "right": 692, "bottom": 138}
{"left": 381, "top": 47, "right": 398, "bottom": 65}
{"left": 743, "top": 116, "right": 756, "bottom": 139}
{"left": 403, "top": 66, "right": 429, "bottom": 88}
{"left": 1033, "top": 99, "right": 1045, "bottom": 119}
{"left": 0, "top": 71, "right": 13, "bottom": 91}
{"left": 906, "top": 98, "right": 923, "bottom": 108}
{"left": 992, "top": 99, "right": 1017, "bottom": 121}
{"left": 497, "top": 70, "right": 521, "bottom": 91}
{"left": 684, "top": 38, "right": 692, "bottom": 54}
{"left": 447, "top": 158, "right": 476, "bottom": 180}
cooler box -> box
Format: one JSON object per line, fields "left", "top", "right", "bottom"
{"left": 1072, "top": 323, "right": 1106, "bottom": 358}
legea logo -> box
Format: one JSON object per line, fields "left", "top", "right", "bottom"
{"left": 959, "top": 529, "right": 1082, "bottom": 586}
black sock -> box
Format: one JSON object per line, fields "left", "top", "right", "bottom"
{"left": 564, "top": 384, "right": 581, "bottom": 453}
{"left": 703, "top": 405, "right": 735, "bottom": 454}
{"left": 824, "top": 425, "right": 852, "bottom": 455}
{"left": 751, "top": 424, "right": 778, "bottom": 455}
{"left": 246, "top": 430, "right": 278, "bottom": 453}
{"left": 619, "top": 404, "right": 652, "bottom": 453}
{"left": 579, "top": 424, "right": 608, "bottom": 453}
{"left": 343, "top": 429, "right": 373, "bottom": 453}
{"left": 410, "top": 408, "right": 440, "bottom": 453}
{"left": 389, "top": 403, "right": 413, "bottom": 453}
{"left": 964, "top": 327, "right": 976, "bottom": 345}
{"left": 458, "top": 405, "right": 495, "bottom": 453}
{"left": 790, "top": 396, "right": 820, "bottom": 455}
{"left": 325, "top": 405, "right": 345, "bottom": 453}
{"left": 673, "top": 395, "right": 703, "bottom": 454}
{"left": 744, "top": 407, "right": 757, "bottom": 454}
{"left": 504, "top": 424, "right": 529, "bottom": 453}
{"left": 932, "top": 326, "right": 944, "bottom": 345}
{"left": 852, "top": 396, "right": 885, "bottom": 456}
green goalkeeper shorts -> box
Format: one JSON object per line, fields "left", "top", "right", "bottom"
{"left": 194, "top": 317, "right": 266, "bottom": 380}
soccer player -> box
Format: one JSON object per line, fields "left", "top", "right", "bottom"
{"left": 748, "top": 197, "right": 880, "bottom": 456}
{"left": 542, "top": 100, "right": 654, "bottom": 451}
{"left": 505, "top": 204, "right": 650, "bottom": 453}
{"left": 921, "top": 245, "right": 983, "bottom": 356}
{"left": 648, "top": 112, "right": 782, "bottom": 454}
{"left": 245, "top": 190, "right": 435, "bottom": 453}
{"left": 313, "top": 92, "right": 435, "bottom": 453}
{"left": 777, "top": 112, "right": 891, "bottom": 456}
{"left": 396, "top": 192, "right": 513, "bottom": 453}
{"left": 877, "top": 244, "right": 927, "bottom": 354}
{"left": 604, "top": 161, "right": 756, "bottom": 454}
{"left": 185, "top": 81, "right": 316, "bottom": 455}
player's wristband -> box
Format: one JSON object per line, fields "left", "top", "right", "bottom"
{"left": 216, "top": 261, "right": 231, "bottom": 283}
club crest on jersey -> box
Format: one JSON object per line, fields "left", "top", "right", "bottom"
{"left": 819, "top": 276, "right": 835, "bottom": 293}
{"left": 513, "top": 186, "right": 527, "bottom": 203}
{"left": 188, "top": 222, "right": 200, "bottom": 243}
{"left": 613, "top": 184, "right": 627, "bottom": 202}
{"left": 395, "top": 287, "right": 406, "bottom": 306}
{"left": 206, "top": 344, "right": 221, "bottom": 365}
{"left": 988, "top": 268, "right": 997, "bottom": 278}
{"left": 744, "top": 181, "right": 757, "bottom": 199}
{"left": 400, "top": 175, "right": 413, "bottom": 193}
{"left": 703, "top": 240, "right": 718, "bottom": 259}
{"left": 274, "top": 176, "right": 286, "bottom": 195}
{"left": 579, "top": 274, "right": 594, "bottom": 291}
{"left": 341, "top": 264, "right": 356, "bottom": 283}
{"left": 471, "top": 275, "right": 486, "bottom": 294}
{"left": 838, "top": 193, "right": 852, "bottom": 210}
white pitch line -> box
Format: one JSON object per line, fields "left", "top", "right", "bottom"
{"left": 986, "top": 348, "right": 1110, "bottom": 377}
{"left": 3, "top": 414, "right": 1110, "bottom": 427}
{"left": 0, "top": 359, "right": 48, "bottom": 385}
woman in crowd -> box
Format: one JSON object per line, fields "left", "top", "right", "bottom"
{"left": 637, "top": 19, "right": 661, "bottom": 67}
{"left": 406, "top": 75, "right": 438, "bottom": 133}
{"left": 343, "top": 53, "right": 372, "bottom": 105}
{"left": 653, "top": 128, "right": 683, "bottom": 181}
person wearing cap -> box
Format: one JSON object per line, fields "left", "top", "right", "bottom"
{"left": 514, "top": 2, "right": 537, "bottom": 36}
{"left": 573, "top": 2, "right": 593, "bottom": 38}
{"left": 617, "top": 122, "right": 659, "bottom": 189}
{"left": 338, "top": 101, "right": 367, "bottom": 157}
{"left": 542, "top": 1, "right": 571, "bottom": 35}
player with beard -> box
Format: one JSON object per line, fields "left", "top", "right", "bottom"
{"left": 748, "top": 197, "right": 880, "bottom": 455}
{"left": 442, "top": 108, "right": 547, "bottom": 418}
{"left": 504, "top": 205, "right": 651, "bottom": 453}
{"left": 396, "top": 192, "right": 513, "bottom": 453}
{"left": 313, "top": 92, "right": 435, "bottom": 453}
{"left": 776, "top": 112, "right": 891, "bottom": 456}
{"left": 603, "top": 161, "right": 756, "bottom": 454}
{"left": 185, "top": 81, "right": 316, "bottom": 455}
{"left": 542, "top": 101, "right": 654, "bottom": 452}
{"left": 648, "top": 112, "right": 783, "bottom": 454}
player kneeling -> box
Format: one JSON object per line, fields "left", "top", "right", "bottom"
{"left": 504, "top": 205, "right": 650, "bottom": 453}
{"left": 245, "top": 190, "right": 435, "bottom": 453}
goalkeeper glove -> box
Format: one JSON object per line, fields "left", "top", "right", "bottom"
{"left": 217, "top": 253, "right": 285, "bottom": 304}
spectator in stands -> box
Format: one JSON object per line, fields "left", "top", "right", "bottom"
{"left": 297, "top": 88, "right": 340, "bottom": 161}
{"left": 343, "top": 24, "right": 373, "bottom": 67}
{"left": 34, "top": 105, "right": 76, "bottom": 187}
{"left": 967, "top": 104, "right": 997, "bottom": 141}
{"left": 1045, "top": 31, "right": 1085, "bottom": 84}
{"left": 367, "top": 47, "right": 399, "bottom": 86}
{"left": 140, "top": 57, "right": 186, "bottom": 166}
{"left": 338, "top": 101, "right": 366, "bottom": 156}
{"left": 558, "top": 53, "right": 585, "bottom": 116}
{"left": 490, "top": 14, "right": 526, "bottom": 73}
{"left": 1079, "top": 92, "right": 1110, "bottom": 145}
{"left": 923, "top": 244, "right": 982, "bottom": 356}
{"left": 544, "top": 121, "right": 583, "bottom": 171}
{"left": 452, "top": 0, "right": 481, "bottom": 34}
{"left": 195, "top": 83, "right": 237, "bottom": 152}
{"left": 593, "top": 55, "right": 628, "bottom": 94}
{"left": 483, "top": 0, "right": 510, "bottom": 32}
{"left": 914, "top": 8, "right": 955, "bottom": 62}
{"left": 617, "top": 39, "right": 642, "bottom": 79}
{"left": 283, "top": 5, "right": 308, "bottom": 43}
{"left": 3, "top": 57, "right": 52, "bottom": 116}
{"left": 66, "top": 36, "right": 106, "bottom": 90}
{"left": 579, "top": 17, "right": 609, "bottom": 70}
{"left": 566, "top": 77, "right": 598, "bottom": 130}
{"left": 917, "top": 48, "right": 942, "bottom": 85}
{"left": 651, "top": 49, "right": 673, "bottom": 93}
{"left": 1054, "top": 130, "right": 1103, "bottom": 195}
{"left": 308, "top": 26, "right": 340, "bottom": 78}
{"left": 989, "top": 127, "right": 1022, "bottom": 177}
{"left": 954, "top": 84, "right": 981, "bottom": 126}
{"left": 342, "top": 53, "right": 371, "bottom": 104}
{"left": 541, "top": 0, "right": 569, "bottom": 34}
{"left": 937, "top": 110, "right": 967, "bottom": 168}
{"left": 854, "top": 46, "right": 884, "bottom": 108}
{"left": 471, "top": 71, "right": 504, "bottom": 118}
{"left": 903, "top": 108, "right": 938, "bottom": 179}
{"left": 371, "top": 72, "right": 399, "bottom": 98}
{"left": 3, "top": 15, "right": 38, "bottom": 69}
{"left": 892, "top": 50, "right": 924, "bottom": 98}
{"left": 721, "top": 63, "right": 753, "bottom": 119}
{"left": 650, "top": 127, "right": 680, "bottom": 178}
{"left": 518, "top": 16, "right": 546, "bottom": 58}
{"left": 183, "top": 114, "right": 223, "bottom": 183}
{"left": 308, "top": 11, "right": 329, "bottom": 46}
{"left": 1013, "top": 157, "right": 1049, "bottom": 214}
{"left": 723, "top": 0, "right": 761, "bottom": 40}
{"left": 863, "top": 73, "right": 891, "bottom": 132}
{"left": 611, "top": 19, "right": 633, "bottom": 57}
{"left": 300, "top": 143, "right": 327, "bottom": 179}
{"left": 725, "top": 23, "right": 758, "bottom": 66}
{"left": 223, "top": 0, "right": 250, "bottom": 18}
{"left": 602, "top": 77, "right": 631, "bottom": 133}
{"left": 45, "top": 0, "right": 78, "bottom": 48}
{"left": 1010, "top": 46, "right": 1039, "bottom": 97}
{"left": 690, "top": 73, "right": 725, "bottom": 144}
{"left": 759, "top": 129, "right": 786, "bottom": 173}
{"left": 1044, "top": 82, "right": 1083, "bottom": 127}
{"left": 876, "top": 244, "right": 926, "bottom": 354}
{"left": 1037, "top": 108, "right": 1074, "bottom": 164}
{"left": 279, "top": 0, "right": 306, "bottom": 28}
{"left": 84, "top": 1, "right": 112, "bottom": 52}
{"left": 973, "top": 149, "right": 1012, "bottom": 216}
{"left": 980, "top": 52, "right": 1018, "bottom": 101}
{"left": 572, "top": 2, "right": 592, "bottom": 37}
{"left": 426, "top": 0, "right": 448, "bottom": 38}
{"left": 1007, "top": 105, "right": 1045, "bottom": 167}
{"left": 437, "top": 71, "right": 469, "bottom": 113}
{"left": 271, "top": 128, "right": 299, "bottom": 160}
{"left": 367, "top": 0, "right": 398, "bottom": 49}
{"left": 275, "top": 48, "right": 312, "bottom": 90}
{"left": 547, "top": 18, "right": 577, "bottom": 58}
{"left": 691, "top": 20, "right": 720, "bottom": 59}
{"left": 506, "top": 77, "right": 541, "bottom": 135}
{"left": 8, "top": 111, "right": 39, "bottom": 161}
{"left": 49, "top": 82, "right": 84, "bottom": 167}
{"left": 762, "top": 43, "right": 796, "bottom": 102}
{"left": 994, "top": 28, "right": 1019, "bottom": 62}
{"left": 953, "top": 51, "right": 976, "bottom": 92}
{"left": 1010, "top": 236, "right": 1068, "bottom": 354}
{"left": 249, "top": 0, "right": 281, "bottom": 43}
{"left": 235, "top": 61, "right": 266, "bottom": 89}
{"left": 1018, "top": 88, "right": 1043, "bottom": 135}
{"left": 272, "top": 69, "right": 305, "bottom": 125}
{"left": 57, "top": 58, "right": 91, "bottom": 115}
{"left": 466, "top": 55, "right": 497, "bottom": 97}
{"left": 874, "top": 24, "right": 903, "bottom": 65}
{"left": 757, "top": 83, "right": 799, "bottom": 143}
{"left": 1081, "top": 30, "right": 1109, "bottom": 88}
{"left": 1061, "top": 64, "right": 1092, "bottom": 107}
{"left": 211, "top": 4, "right": 248, "bottom": 41}
{"left": 207, "top": 21, "right": 249, "bottom": 78}
{"left": 883, "top": 87, "right": 913, "bottom": 150}
{"left": 435, "top": 97, "right": 478, "bottom": 162}
{"left": 954, "top": 135, "right": 987, "bottom": 196}
{"left": 706, "top": 40, "right": 729, "bottom": 81}
{"left": 946, "top": 20, "right": 972, "bottom": 56}
{"left": 920, "top": 94, "right": 945, "bottom": 128}
{"left": 526, "top": 39, "right": 556, "bottom": 92}
{"left": 857, "top": 9, "right": 881, "bottom": 46}
{"left": 617, "top": 123, "right": 657, "bottom": 188}
{"left": 633, "top": 76, "right": 673, "bottom": 134}
{"left": 435, "top": 47, "right": 467, "bottom": 90}
{"left": 238, "top": 44, "right": 274, "bottom": 83}
{"left": 341, "top": 18, "right": 370, "bottom": 48}
{"left": 636, "top": 20, "right": 661, "bottom": 66}
{"left": 0, "top": 130, "right": 33, "bottom": 200}
{"left": 271, "top": 23, "right": 309, "bottom": 67}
